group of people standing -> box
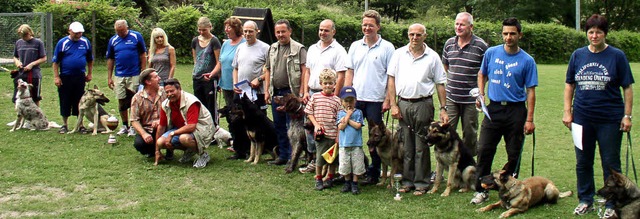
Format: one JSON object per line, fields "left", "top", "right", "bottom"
{"left": 10, "top": 9, "right": 633, "bottom": 218}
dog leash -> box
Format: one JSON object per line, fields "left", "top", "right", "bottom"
{"left": 625, "top": 132, "right": 638, "bottom": 183}
{"left": 514, "top": 130, "right": 536, "bottom": 177}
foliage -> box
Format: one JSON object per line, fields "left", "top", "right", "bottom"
{"left": 156, "top": 5, "right": 203, "bottom": 63}
{"left": 0, "top": 0, "right": 47, "bottom": 13}
{"left": 34, "top": 1, "right": 141, "bottom": 59}
{"left": 607, "top": 30, "right": 640, "bottom": 61}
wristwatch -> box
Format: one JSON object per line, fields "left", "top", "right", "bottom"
{"left": 170, "top": 131, "right": 175, "bottom": 137}
{"left": 624, "top": 115, "right": 633, "bottom": 120}
{"left": 440, "top": 106, "right": 448, "bottom": 112}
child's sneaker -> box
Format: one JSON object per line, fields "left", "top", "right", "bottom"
{"left": 315, "top": 179, "right": 324, "bottom": 191}
{"left": 351, "top": 182, "right": 360, "bottom": 195}
{"left": 573, "top": 203, "right": 594, "bottom": 215}
{"left": 323, "top": 179, "right": 333, "bottom": 188}
{"left": 341, "top": 181, "right": 352, "bottom": 193}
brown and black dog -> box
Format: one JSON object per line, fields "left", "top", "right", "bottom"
{"left": 597, "top": 169, "right": 640, "bottom": 219}
{"left": 477, "top": 164, "right": 572, "bottom": 218}
{"left": 425, "top": 121, "right": 477, "bottom": 196}
{"left": 237, "top": 94, "right": 278, "bottom": 164}
{"left": 274, "top": 94, "right": 312, "bottom": 173}
{"left": 367, "top": 122, "right": 404, "bottom": 188}
{"left": 69, "top": 85, "right": 113, "bottom": 135}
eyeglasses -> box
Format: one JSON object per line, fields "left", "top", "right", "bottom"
{"left": 408, "top": 33, "right": 424, "bottom": 37}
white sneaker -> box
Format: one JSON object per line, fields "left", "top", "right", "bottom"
{"left": 127, "top": 127, "right": 136, "bottom": 137}
{"left": 193, "top": 152, "right": 211, "bottom": 168}
{"left": 7, "top": 120, "right": 16, "bottom": 126}
{"left": 602, "top": 208, "right": 617, "bottom": 219}
{"left": 116, "top": 126, "right": 128, "bottom": 135}
{"left": 574, "top": 202, "right": 594, "bottom": 215}
{"left": 470, "top": 192, "right": 489, "bottom": 204}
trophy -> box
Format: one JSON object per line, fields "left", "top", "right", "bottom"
{"left": 469, "top": 88, "right": 483, "bottom": 112}
{"left": 393, "top": 173, "right": 403, "bottom": 201}
{"left": 595, "top": 198, "right": 607, "bottom": 218}
{"left": 106, "top": 115, "right": 119, "bottom": 145}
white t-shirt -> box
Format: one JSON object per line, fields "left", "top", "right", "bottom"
{"left": 346, "top": 36, "right": 395, "bottom": 102}
{"left": 306, "top": 39, "right": 347, "bottom": 90}
{"left": 387, "top": 44, "right": 446, "bottom": 98}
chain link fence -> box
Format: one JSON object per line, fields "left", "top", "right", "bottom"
{"left": 0, "top": 12, "right": 52, "bottom": 65}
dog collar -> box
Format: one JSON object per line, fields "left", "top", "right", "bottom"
{"left": 20, "top": 96, "right": 32, "bottom": 99}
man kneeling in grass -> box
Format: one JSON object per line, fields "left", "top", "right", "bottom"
{"left": 154, "top": 78, "right": 214, "bottom": 168}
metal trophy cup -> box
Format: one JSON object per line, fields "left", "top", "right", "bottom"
{"left": 393, "top": 174, "right": 403, "bottom": 201}
{"left": 469, "top": 88, "right": 482, "bottom": 112}
{"left": 106, "top": 115, "right": 119, "bottom": 145}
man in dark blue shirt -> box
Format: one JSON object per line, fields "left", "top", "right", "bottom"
{"left": 106, "top": 20, "right": 147, "bottom": 136}
{"left": 53, "top": 22, "right": 94, "bottom": 134}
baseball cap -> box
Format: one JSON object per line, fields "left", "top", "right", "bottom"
{"left": 69, "top": 22, "right": 84, "bottom": 33}
{"left": 339, "top": 86, "right": 357, "bottom": 99}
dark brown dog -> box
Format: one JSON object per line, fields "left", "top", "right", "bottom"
{"left": 367, "top": 122, "right": 404, "bottom": 188}
{"left": 477, "top": 165, "right": 572, "bottom": 218}
{"left": 425, "top": 121, "right": 476, "bottom": 196}
{"left": 274, "top": 94, "right": 311, "bottom": 173}
{"left": 597, "top": 169, "right": 640, "bottom": 219}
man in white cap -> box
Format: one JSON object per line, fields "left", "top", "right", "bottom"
{"left": 52, "top": 21, "right": 94, "bottom": 134}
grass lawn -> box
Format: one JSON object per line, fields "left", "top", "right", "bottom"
{"left": 0, "top": 62, "right": 638, "bottom": 218}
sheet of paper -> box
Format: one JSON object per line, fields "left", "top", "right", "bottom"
{"left": 571, "top": 123, "right": 583, "bottom": 150}
{"left": 479, "top": 98, "right": 491, "bottom": 121}
{"left": 234, "top": 80, "right": 257, "bottom": 101}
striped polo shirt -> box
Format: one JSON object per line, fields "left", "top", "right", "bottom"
{"left": 303, "top": 92, "right": 342, "bottom": 139}
{"left": 441, "top": 35, "right": 488, "bottom": 104}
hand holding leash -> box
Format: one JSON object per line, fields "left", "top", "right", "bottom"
{"left": 524, "top": 121, "right": 535, "bottom": 135}
{"left": 620, "top": 116, "right": 632, "bottom": 132}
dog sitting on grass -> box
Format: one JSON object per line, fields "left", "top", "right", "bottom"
{"left": 10, "top": 79, "right": 50, "bottom": 131}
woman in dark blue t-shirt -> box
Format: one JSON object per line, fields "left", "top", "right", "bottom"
{"left": 563, "top": 14, "right": 634, "bottom": 218}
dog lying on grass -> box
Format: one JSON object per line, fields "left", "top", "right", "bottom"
{"left": 10, "top": 79, "right": 50, "bottom": 132}
{"left": 425, "top": 121, "right": 476, "bottom": 196}
{"left": 477, "top": 164, "right": 572, "bottom": 218}
{"left": 597, "top": 169, "right": 640, "bottom": 219}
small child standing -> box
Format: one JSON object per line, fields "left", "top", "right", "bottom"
{"left": 336, "top": 86, "right": 365, "bottom": 194}
{"left": 304, "top": 69, "right": 342, "bottom": 191}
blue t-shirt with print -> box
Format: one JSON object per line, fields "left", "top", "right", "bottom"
{"left": 480, "top": 45, "right": 538, "bottom": 102}
{"left": 219, "top": 38, "right": 246, "bottom": 90}
{"left": 52, "top": 36, "right": 93, "bottom": 76}
{"left": 566, "top": 46, "right": 634, "bottom": 124}
{"left": 106, "top": 30, "right": 147, "bottom": 77}
{"left": 337, "top": 109, "right": 364, "bottom": 147}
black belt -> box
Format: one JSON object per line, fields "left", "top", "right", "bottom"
{"left": 399, "top": 96, "right": 432, "bottom": 103}
{"left": 490, "top": 100, "right": 525, "bottom": 106}
{"left": 273, "top": 87, "right": 290, "bottom": 92}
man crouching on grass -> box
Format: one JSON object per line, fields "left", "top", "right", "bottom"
{"left": 154, "top": 78, "right": 214, "bottom": 168}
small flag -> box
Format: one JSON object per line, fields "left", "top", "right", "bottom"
{"left": 322, "top": 143, "right": 338, "bottom": 164}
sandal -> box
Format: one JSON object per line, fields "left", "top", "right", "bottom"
{"left": 398, "top": 186, "right": 413, "bottom": 193}
{"left": 413, "top": 188, "right": 427, "bottom": 196}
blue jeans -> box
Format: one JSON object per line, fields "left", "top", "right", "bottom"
{"left": 305, "top": 90, "right": 319, "bottom": 153}
{"left": 574, "top": 121, "right": 622, "bottom": 208}
{"left": 356, "top": 101, "right": 383, "bottom": 179}
{"left": 271, "top": 88, "right": 292, "bottom": 160}
{"left": 162, "top": 128, "right": 194, "bottom": 149}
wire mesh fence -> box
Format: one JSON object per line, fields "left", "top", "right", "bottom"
{"left": 0, "top": 12, "right": 52, "bottom": 64}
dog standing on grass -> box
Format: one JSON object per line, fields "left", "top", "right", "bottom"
{"left": 367, "top": 122, "right": 404, "bottom": 188}
{"left": 237, "top": 94, "right": 278, "bottom": 164}
{"left": 68, "top": 85, "right": 112, "bottom": 135}
{"left": 477, "top": 164, "right": 572, "bottom": 218}
{"left": 597, "top": 169, "right": 640, "bottom": 219}
{"left": 10, "top": 79, "right": 50, "bottom": 131}
{"left": 425, "top": 121, "right": 477, "bottom": 196}
{"left": 275, "top": 94, "right": 311, "bottom": 173}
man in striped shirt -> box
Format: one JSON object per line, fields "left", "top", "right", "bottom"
{"left": 441, "top": 12, "right": 488, "bottom": 156}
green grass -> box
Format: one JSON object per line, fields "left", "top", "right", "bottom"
{"left": 0, "top": 62, "right": 639, "bottom": 218}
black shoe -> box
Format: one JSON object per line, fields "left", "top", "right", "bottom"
{"left": 227, "top": 154, "right": 247, "bottom": 160}
{"left": 315, "top": 179, "right": 324, "bottom": 191}
{"left": 341, "top": 181, "right": 352, "bottom": 193}
{"left": 360, "top": 177, "right": 379, "bottom": 186}
{"left": 165, "top": 149, "right": 174, "bottom": 161}
{"left": 351, "top": 182, "right": 360, "bottom": 195}
{"left": 323, "top": 179, "right": 333, "bottom": 188}
{"left": 59, "top": 125, "right": 68, "bottom": 134}
{"left": 268, "top": 158, "right": 288, "bottom": 166}
{"left": 332, "top": 175, "right": 346, "bottom": 185}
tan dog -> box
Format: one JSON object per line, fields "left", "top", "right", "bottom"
{"left": 597, "top": 169, "right": 640, "bottom": 219}
{"left": 69, "top": 85, "right": 112, "bottom": 135}
{"left": 477, "top": 167, "right": 572, "bottom": 218}
{"left": 367, "top": 122, "right": 404, "bottom": 188}
{"left": 425, "top": 121, "right": 476, "bottom": 196}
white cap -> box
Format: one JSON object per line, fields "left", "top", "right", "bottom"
{"left": 69, "top": 22, "right": 84, "bottom": 33}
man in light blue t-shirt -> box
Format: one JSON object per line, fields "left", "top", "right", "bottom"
{"left": 471, "top": 17, "right": 538, "bottom": 205}
{"left": 106, "top": 20, "right": 147, "bottom": 137}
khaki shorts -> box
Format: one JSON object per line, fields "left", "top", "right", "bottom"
{"left": 114, "top": 75, "right": 139, "bottom": 99}
{"left": 338, "top": 147, "right": 366, "bottom": 176}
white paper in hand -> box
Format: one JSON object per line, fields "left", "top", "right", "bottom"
{"left": 234, "top": 80, "right": 257, "bottom": 101}
{"left": 571, "top": 123, "right": 583, "bottom": 150}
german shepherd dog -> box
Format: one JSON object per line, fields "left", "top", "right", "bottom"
{"left": 218, "top": 104, "right": 251, "bottom": 158}
{"left": 274, "top": 94, "right": 311, "bottom": 173}
{"left": 237, "top": 95, "right": 278, "bottom": 164}
{"left": 425, "top": 121, "right": 477, "bottom": 196}
{"left": 10, "top": 79, "right": 50, "bottom": 131}
{"left": 597, "top": 169, "right": 640, "bottom": 219}
{"left": 477, "top": 163, "right": 573, "bottom": 218}
{"left": 367, "top": 122, "right": 404, "bottom": 188}
{"left": 69, "top": 85, "right": 113, "bottom": 135}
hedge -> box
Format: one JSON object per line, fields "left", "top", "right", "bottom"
{"left": 35, "top": 2, "right": 640, "bottom": 64}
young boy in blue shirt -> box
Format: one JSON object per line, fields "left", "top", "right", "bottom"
{"left": 337, "top": 86, "right": 365, "bottom": 194}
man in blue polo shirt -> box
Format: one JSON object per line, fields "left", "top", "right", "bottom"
{"left": 470, "top": 17, "right": 538, "bottom": 205}
{"left": 53, "top": 22, "right": 94, "bottom": 134}
{"left": 107, "top": 20, "right": 147, "bottom": 137}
